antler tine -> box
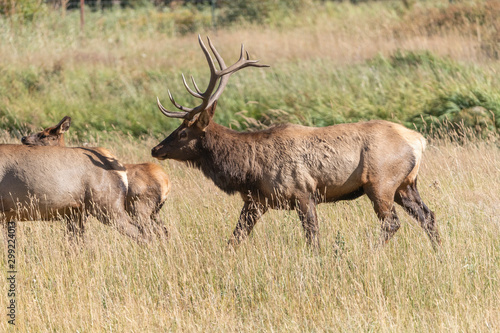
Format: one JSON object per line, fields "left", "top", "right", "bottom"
{"left": 191, "top": 76, "right": 202, "bottom": 95}
{"left": 207, "top": 36, "right": 227, "bottom": 70}
{"left": 182, "top": 74, "right": 203, "bottom": 99}
{"left": 218, "top": 44, "right": 270, "bottom": 76}
{"left": 158, "top": 35, "right": 270, "bottom": 121}
{"left": 172, "top": 35, "right": 223, "bottom": 118}
{"left": 157, "top": 96, "right": 190, "bottom": 119}
{"left": 158, "top": 36, "right": 219, "bottom": 121}
{"left": 206, "top": 42, "right": 270, "bottom": 106}
{"left": 168, "top": 90, "right": 194, "bottom": 112}
{"left": 198, "top": 35, "right": 218, "bottom": 77}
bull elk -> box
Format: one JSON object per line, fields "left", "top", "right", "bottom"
{"left": 151, "top": 36, "right": 441, "bottom": 249}
{"left": 0, "top": 144, "right": 147, "bottom": 241}
{"left": 21, "top": 116, "right": 171, "bottom": 238}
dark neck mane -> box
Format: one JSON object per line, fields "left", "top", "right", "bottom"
{"left": 195, "top": 123, "right": 262, "bottom": 195}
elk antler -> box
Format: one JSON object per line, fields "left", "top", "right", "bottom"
{"left": 157, "top": 35, "right": 270, "bottom": 120}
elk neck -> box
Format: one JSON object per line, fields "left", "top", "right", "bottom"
{"left": 195, "top": 122, "right": 263, "bottom": 195}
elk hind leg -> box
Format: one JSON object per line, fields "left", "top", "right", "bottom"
{"left": 128, "top": 200, "right": 157, "bottom": 239}
{"left": 146, "top": 201, "right": 169, "bottom": 240}
{"left": 395, "top": 181, "right": 441, "bottom": 249}
{"left": 228, "top": 200, "right": 267, "bottom": 248}
{"left": 66, "top": 215, "right": 85, "bottom": 241}
{"left": 296, "top": 197, "right": 320, "bottom": 249}
{"left": 150, "top": 210, "right": 169, "bottom": 240}
{"left": 365, "top": 186, "right": 401, "bottom": 246}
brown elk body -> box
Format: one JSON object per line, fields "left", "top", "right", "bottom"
{"left": 152, "top": 36, "right": 440, "bottom": 249}
{"left": 0, "top": 144, "right": 146, "bottom": 240}
{"left": 21, "top": 116, "right": 171, "bottom": 238}
{"left": 123, "top": 162, "right": 170, "bottom": 236}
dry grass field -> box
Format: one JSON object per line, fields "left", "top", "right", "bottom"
{"left": 0, "top": 130, "right": 499, "bottom": 332}
{"left": 1, "top": 1, "right": 499, "bottom": 331}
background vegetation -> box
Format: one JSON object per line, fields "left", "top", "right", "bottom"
{"left": 0, "top": 0, "right": 499, "bottom": 138}
{"left": 0, "top": 0, "right": 499, "bottom": 332}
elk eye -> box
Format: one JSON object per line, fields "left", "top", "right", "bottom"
{"left": 179, "top": 131, "right": 187, "bottom": 139}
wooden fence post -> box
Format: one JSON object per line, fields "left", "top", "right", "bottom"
{"left": 80, "top": 0, "right": 84, "bottom": 31}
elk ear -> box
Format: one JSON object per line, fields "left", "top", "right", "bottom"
{"left": 57, "top": 116, "right": 72, "bottom": 134}
{"left": 207, "top": 100, "right": 217, "bottom": 118}
{"left": 196, "top": 101, "right": 217, "bottom": 130}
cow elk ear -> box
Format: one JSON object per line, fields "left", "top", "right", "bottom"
{"left": 52, "top": 116, "right": 72, "bottom": 135}
{"left": 59, "top": 116, "right": 71, "bottom": 133}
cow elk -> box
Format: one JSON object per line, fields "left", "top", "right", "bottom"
{"left": 0, "top": 144, "right": 147, "bottom": 241}
{"left": 21, "top": 116, "right": 171, "bottom": 239}
{"left": 152, "top": 36, "right": 441, "bottom": 250}
{"left": 21, "top": 116, "right": 71, "bottom": 146}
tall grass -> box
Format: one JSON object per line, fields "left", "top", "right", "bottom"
{"left": 0, "top": 131, "right": 498, "bottom": 332}
{"left": 0, "top": 1, "right": 499, "bottom": 331}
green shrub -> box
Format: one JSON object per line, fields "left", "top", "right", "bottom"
{"left": 0, "top": 0, "right": 45, "bottom": 22}
{"left": 410, "top": 90, "right": 500, "bottom": 136}
{"left": 220, "top": 0, "right": 312, "bottom": 25}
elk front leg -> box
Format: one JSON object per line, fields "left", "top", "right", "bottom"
{"left": 228, "top": 200, "right": 267, "bottom": 248}
{"left": 96, "top": 199, "right": 150, "bottom": 243}
{"left": 296, "top": 197, "right": 320, "bottom": 248}
{"left": 111, "top": 210, "right": 151, "bottom": 243}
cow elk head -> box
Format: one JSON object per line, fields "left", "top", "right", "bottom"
{"left": 21, "top": 116, "right": 71, "bottom": 146}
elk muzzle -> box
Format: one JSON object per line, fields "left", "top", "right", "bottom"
{"left": 21, "top": 135, "right": 37, "bottom": 145}
{"left": 151, "top": 145, "right": 167, "bottom": 160}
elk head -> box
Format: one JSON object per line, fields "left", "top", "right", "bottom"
{"left": 21, "top": 116, "right": 71, "bottom": 146}
{"left": 151, "top": 36, "right": 269, "bottom": 162}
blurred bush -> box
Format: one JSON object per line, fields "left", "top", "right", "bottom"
{"left": 0, "top": 0, "right": 46, "bottom": 22}
{"left": 411, "top": 90, "right": 499, "bottom": 137}
{"left": 396, "top": 0, "right": 500, "bottom": 59}
{"left": 216, "top": 0, "right": 312, "bottom": 25}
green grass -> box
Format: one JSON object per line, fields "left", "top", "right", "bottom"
{"left": 1, "top": 48, "right": 499, "bottom": 138}
{"left": 0, "top": 1, "right": 499, "bottom": 139}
